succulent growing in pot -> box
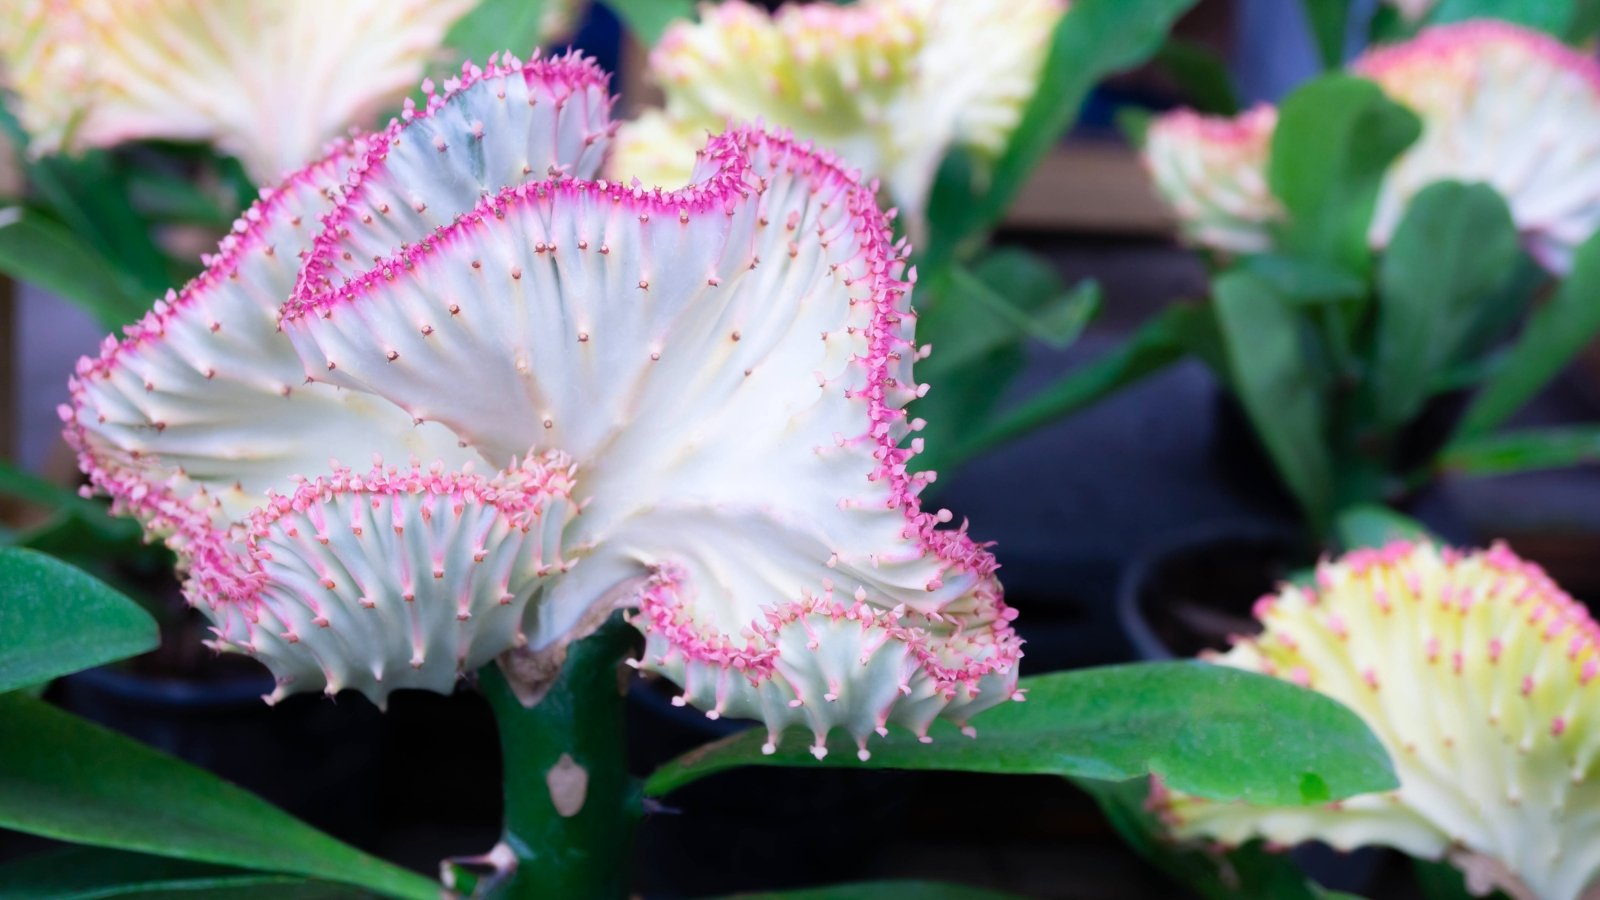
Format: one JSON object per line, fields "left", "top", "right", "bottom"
{"left": 1153, "top": 539, "right": 1600, "bottom": 900}
{"left": 1134, "top": 19, "right": 1600, "bottom": 541}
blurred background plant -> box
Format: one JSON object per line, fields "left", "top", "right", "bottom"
{"left": 1137, "top": 11, "right": 1600, "bottom": 543}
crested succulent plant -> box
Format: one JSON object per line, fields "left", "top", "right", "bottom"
{"left": 0, "top": 0, "right": 474, "bottom": 182}
{"left": 1141, "top": 104, "right": 1280, "bottom": 255}
{"left": 607, "top": 0, "right": 1068, "bottom": 239}
{"left": 1142, "top": 20, "right": 1600, "bottom": 273}
{"left": 63, "top": 52, "right": 1021, "bottom": 757}
{"left": 1156, "top": 541, "right": 1600, "bottom": 900}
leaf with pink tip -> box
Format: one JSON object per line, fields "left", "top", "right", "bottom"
{"left": 0, "top": 694, "right": 437, "bottom": 899}
{"left": 644, "top": 662, "right": 1398, "bottom": 806}
{"left": 0, "top": 548, "right": 157, "bottom": 693}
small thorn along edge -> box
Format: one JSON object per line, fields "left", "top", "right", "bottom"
{"left": 1159, "top": 540, "right": 1600, "bottom": 900}
{"left": 63, "top": 51, "right": 1020, "bottom": 756}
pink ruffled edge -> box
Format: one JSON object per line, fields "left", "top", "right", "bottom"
{"left": 1353, "top": 19, "right": 1600, "bottom": 92}
{"left": 287, "top": 50, "right": 613, "bottom": 318}
{"left": 280, "top": 92, "right": 1020, "bottom": 696}
{"left": 186, "top": 454, "right": 576, "bottom": 621}
{"left": 60, "top": 134, "right": 369, "bottom": 565}
{"left": 1146, "top": 103, "right": 1276, "bottom": 150}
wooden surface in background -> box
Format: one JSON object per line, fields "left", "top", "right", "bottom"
{"left": 1004, "top": 141, "right": 1174, "bottom": 236}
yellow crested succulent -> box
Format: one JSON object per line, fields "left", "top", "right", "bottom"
{"left": 1159, "top": 541, "right": 1600, "bottom": 900}
{"left": 608, "top": 0, "right": 1068, "bottom": 237}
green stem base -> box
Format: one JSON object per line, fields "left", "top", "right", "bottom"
{"left": 478, "top": 617, "right": 639, "bottom": 899}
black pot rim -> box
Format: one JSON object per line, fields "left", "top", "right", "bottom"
{"left": 1116, "top": 519, "right": 1302, "bottom": 662}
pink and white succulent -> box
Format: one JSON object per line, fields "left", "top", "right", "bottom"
{"left": 1142, "top": 21, "right": 1600, "bottom": 273}
{"left": 1141, "top": 105, "right": 1281, "bottom": 254}
{"left": 1157, "top": 541, "right": 1600, "bottom": 900}
{"left": 64, "top": 53, "right": 1021, "bottom": 758}
{"left": 608, "top": 0, "right": 1068, "bottom": 239}
{"left": 0, "top": 0, "right": 474, "bottom": 183}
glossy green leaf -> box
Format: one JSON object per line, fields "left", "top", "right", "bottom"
{"left": 725, "top": 883, "right": 1022, "bottom": 900}
{"left": 1268, "top": 75, "right": 1420, "bottom": 274}
{"left": 0, "top": 848, "right": 359, "bottom": 899}
{"left": 1372, "top": 182, "right": 1520, "bottom": 431}
{"left": 1425, "top": 0, "right": 1572, "bottom": 36}
{"left": 1334, "top": 504, "right": 1430, "bottom": 552}
{"left": 1078, "top": 778, "right": 1325, "bottom": 900}
{"left": 0, "top": 207, "right": 148, "bottom": 329}
{"left": 1440, "top": 426, "right": 1600, "bottom": 476}
{"left": 0, "top": 693, "right": 437, "bottom": 899}
{"left": 445, "top": 0, "right": 549, "bottom": 61}
{"left": 646, "top": 662, "right": 1397, "bottom": 805}
{"left": 1452, "top": 229, "right": 1600, "bottom": 442}
{"left": 0, "top": 548, "right": 158, "bottom": 692}
{"left": 1301, "top": 0, "right": 1354, "bottom": 68}
{"left": 602, "top": 0, "right": 696, "bottom": 46}
{"left": 922, "top": 0, "right": 1200, "bottom": 264}
{"left": 1213, "top": 270, "right": 1334, "bottom": 529}
{"left": 934, "top": 301, "right": 1221, "bottom": 472}
{"left": 1155, "top": 38, "right": 1240, "bottom": 115}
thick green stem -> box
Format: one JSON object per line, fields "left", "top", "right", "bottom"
{"left": 479, "top": 617, "right": 638, "bottom": 899}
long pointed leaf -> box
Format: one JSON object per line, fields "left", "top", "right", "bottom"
{"left": 0, "top": 207, "right": 148, "bottom": 329}
{"left": 645, "top": 662, "right": 1397, "bottom": 805}
{"left": 0, "top": 694, "right": 437, "bottom": 900}
{"left": 0, "top": 848, "right": 352, "bottom": 900}
{"left": 1441, "top": 426, "right": 1600, "bottom": 476}
{"left": 0, "top": 548, "right": 157, "bottom": 691}
{"left": 1213, "top": 271, "right": 1334, "bottom": 528}
{"left": 1452, "top": 229, "right": 1600, "bottom": 442}
{"left": 939, "top": 301, "right": 1219, "bottom": 470}
{"left": 922, "top": 0, "right": 1201, "bottom": 265}
{"left": 1371, "top": 182, "right": 1520, "bottom": 431}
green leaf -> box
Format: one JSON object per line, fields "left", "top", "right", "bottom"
{"left": 1268, "top": 75, "right": 1421, "bottom": 275}
{"left": 0, "top": 848, "right": 360, "bottom": 899}
{"left": 601, "top": 0, "right": 696, "bottom": 46}
{"left": 0, "top": 458, "right": 139, "bottom": 543}
{"left": 0, "top": 548, "right": 158, "bottom": 691}
{"left": 0, "top": 207, "right": 148, "bottom": 329}
{"left": 1078, "top": 778, "right": 1324, "bottom": 900}
{"left": 1570, "top": 0, "right": 1600, "bottom": 41}
{"left": 1236, "top": 254, "right": 1366, "bottom": 306}
{"left": 445, "top": 0, "right": 550, "bottom": 61}
{"left": 1371, "top": 182, "right": 1520, "bottom": 431}
{"left": 1213, "top": 270, "right": 1335, "bottom": 529}
{"left": 1440, "top": 426, "right": 1600, "bottom": 476}
{"left": 0, "top": 693, "right": 437, "bottom": 899}
{"left": 1453, "top": 229, "right": 1600, "bottom": 442}
{"left": 645, "top": 662, "right": 1397, "bottom": 804}
{"left": 932, "top": 301, "right": 1220, "bottom": 472}
{"left": 1155, "top": 38, "right": 1240, "bottom": 115}
{"left": 1334, "top": 504, "right": 1430, "bottom": 552}
{"left": 725, "top": 882, "right": 1023, "bottom": 900}
{"left": 922, "top": 0, "right": 1201, "bottom": 265}
{"left": 1301, "top": 0, "right": 1353, "bottom": 68}
{"left": 1424, "top": 0, "right": 1573, "bottom": 36}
